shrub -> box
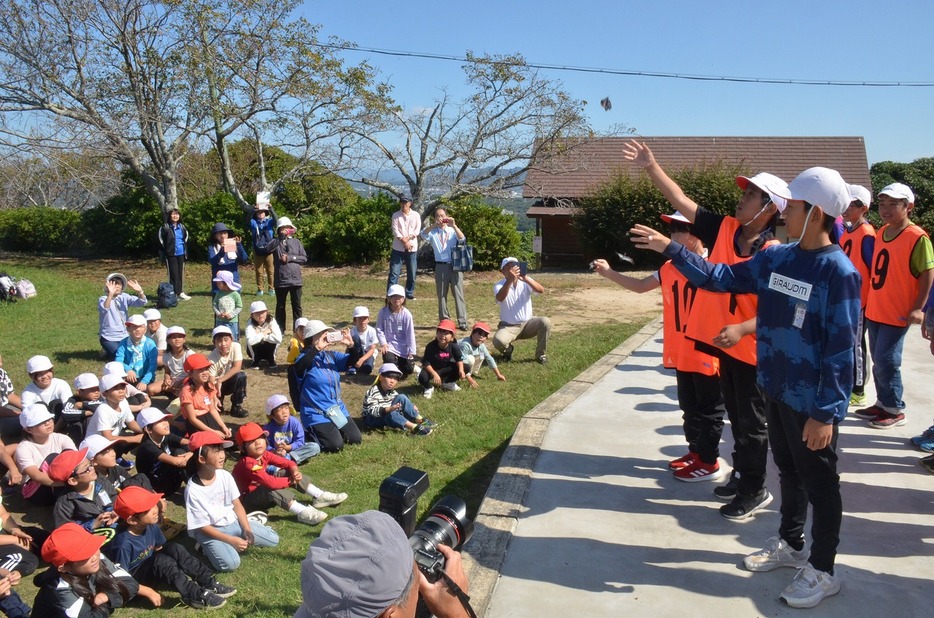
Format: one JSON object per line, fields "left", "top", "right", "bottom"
{"left": 323, "top": 193, "right": 397, "bottom": 264}
{"left": 0, "top": 206, "right": 83, "bottom": 254}
{"left": 870, "top": 158, "right": 934, "bottom": 234}
{"left": 574, "top": 161, "right": 748, "bottom": 268}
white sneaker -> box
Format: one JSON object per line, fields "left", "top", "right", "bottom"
{"left": 440, "top": 382, "right": 461, "bottom": 392}
{"left": 312, "top": 491, "right": 348, "bottom": 508}
{"left": 423, "top": 387, "right": 434, "bottom": 399}
{"left": 297, "top": 506, "right": 328, "bottom": 526}
{"left": 780, "top": 564, "right": 841, "bottom": 608}
{"left": 744, "top": 537, "right": 809, "bottom": 572}
{"left": 178, "top": 292, "right": 191, "bottom": 300}
{"left": 246, "top": 511, "right": 268, "bottom": 525}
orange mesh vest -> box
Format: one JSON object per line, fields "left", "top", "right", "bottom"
{"left": 839, "top": 221, "right": 875, "bottom": 307}
{"left": 660, "top": 262, "right": 718, "bottom": 376}
{"left": 866, "top": 224, "right": 929, "bottom": 326}
{"left": 684, "top": 217, "right": 775, "bottom": 366}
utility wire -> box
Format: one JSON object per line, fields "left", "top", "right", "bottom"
{"left": 317, "top": 43, "right": 934, "bottom": 88}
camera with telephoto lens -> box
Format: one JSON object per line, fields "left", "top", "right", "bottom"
{"left": 379, "top": 467, "right": 474, "bottom": 583}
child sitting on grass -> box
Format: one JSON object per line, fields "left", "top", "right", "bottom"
{"left": 0, "top": 353, "right": 23, "bottom": 438}
{"left": 262, "top": 395, "right": 319, "bottom": 465}
{"left": 80, "top": 434, "right": 151, "bottom": 495}
{"left": 33, "top": 523, "right": 139, "bottom": 617}
{"left": 20, "top": 355, "right": 72, "bottom": 419}
{"left": 347, "top": 305, "right": 379, "bottom": 375}
{"left": 417, "top": 319, "right": 471, "bottom": 399}
{"left": 49, "top": 448, "right": 119, "bottom": 537}
{"left": 15, "top": 404, "right": 77, "bottom": 507}
{"left": 457, "top": 322, "right": 506, "bottom": 382}
{"left": 85, "top": 374, "right": 144, "bottom": 451}
{"left": 244, "top": 301, "right": 282, "bottom": 369}
{"left": 286, "top": 317, "right": 307, "bottom": 365}
{"left": 151, "top": 326, "right": 193, "bottom": 398}
{"left": 363, "top": 364, "right": 434, "bottom": 436}
{"left": 115, "top": 314, "right": 158, "bottom": 395}
{"left": 231, "top": 423, "right": 347, "bottom": 526}
{"left": 185, "top": 431, "right": 279, "bottom": 572}
{"left": 134, "top": 408, "right": 191, "bottom": 496}
{"left": 102, "top": 362, "right": 151, "bottom": 412}
{"left": 179, "top": 354, "right": 232, "bottom": 440}
{"left": 106, "top": 486, "right": 235, "bottom": 609}
{"left": 60, "top": 373, "right": 102, "bottom": 445}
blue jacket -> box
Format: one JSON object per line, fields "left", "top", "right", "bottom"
{"left": 665, "top": 241, "right": 860, "bottom": 423}
{"left": 115, "top": 336, "right": 159, "bottom": 385}
{"left": 298, "top": 350, "right": 350, "bottom": 427}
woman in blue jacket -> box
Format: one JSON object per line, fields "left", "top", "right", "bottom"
{"left": 157, "top": 208, "right": 190, "bottom": 300}
{"left": 207, "top": 223, "right": 249, "bottom": 294}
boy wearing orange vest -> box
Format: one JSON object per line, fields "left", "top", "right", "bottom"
{"left": 593, "top": 212, "right": 725, "bottom": 482}
{"left": 623, "top": 139, "right": 783, "bottom": 520}
{"left": 838, "top": 184, "right": 875, "bottom": 407}
{"left": 855, "top": 183, "right": 934, "bottom": 429}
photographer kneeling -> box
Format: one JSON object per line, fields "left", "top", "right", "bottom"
{"left": 294, "top": 510, "right": 471, "bottom": 618}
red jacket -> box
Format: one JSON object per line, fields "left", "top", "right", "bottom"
{"left": 231, "top": 450, "right": 297, "bottom": 495}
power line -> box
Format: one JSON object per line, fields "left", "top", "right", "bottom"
{"left": 318, "top": 43, "right": 934, "bottom": 88}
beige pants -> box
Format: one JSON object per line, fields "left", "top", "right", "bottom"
{"left": 254, "top": 253, "right": 274, "bottom": 291}
{"left": 492, "top": 317, "right": 552, "bottom": 359}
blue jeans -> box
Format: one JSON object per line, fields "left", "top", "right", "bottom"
{"left": 867, "top": 320, "right": 908, "bottom": 410}
{"left": 287, "top": 442, "right": 321, "bottom": 464}
{"left": 364, "top": 394, "right": 420, "bottom": 430}
{"left": 100, "top": 337, "right": 122, "bottom": 361}
{"left": 388, "top": 250, "right": 417, "bottom": 299}
{"left": 214, "top": 318, "right": 240, "bottom": 342}
{"left": 189, "top": 520, "right": 279, "bottom": 572}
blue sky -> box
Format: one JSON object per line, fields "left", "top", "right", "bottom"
{"left": 303, "top": 0, "right": 934, "bottom": 165}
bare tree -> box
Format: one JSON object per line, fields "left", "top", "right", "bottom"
{"left": 0, "top": 147, "right": 122, "bottom": 210}
{"left": 343, "top": 53, "right": 600, "bottom": 214}
{"left": 0, "top": 0, "right": 385, "bottom": 216}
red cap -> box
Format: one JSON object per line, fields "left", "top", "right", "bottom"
{"left": 436, "top": 319, "right": 457, "bottom": 334}
{"left": 235, "top": 422, "right": 268, "bottom": 447}
{"left": 184, "top": 353, "right": 212, "bottom": 372}
{"left": 42, "top": 522, "right": 106, "bottom": 567}
{"left": 48, "top": 448, "right": 90, "bottom": 483}
{"left": 114, "top": 486, "right": 164, "bottom": 520}
{"left": 189, "top": 431, "right": 233, "bottom": 451}
{"left": 472, "top": 321, "right": 492, "bottom": 335}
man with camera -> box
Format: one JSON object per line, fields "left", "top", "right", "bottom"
{"left": 492, "top": 257, "right": 551, "bottom": 364}
{"left": 421, "top": 207, "right": 469, "bottom": 331}
{"left": 294, "top": 510, "right": 471, "bottom": 618}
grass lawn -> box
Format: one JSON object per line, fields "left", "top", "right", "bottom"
{"left": 0, "top": 253, "right": 651, "bottom": 616}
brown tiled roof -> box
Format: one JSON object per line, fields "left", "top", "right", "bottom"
{"left": 523, "top": 136, "right": 871, "bottom": 199}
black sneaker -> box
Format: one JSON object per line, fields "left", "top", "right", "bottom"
{"left": 714, "top": 470, "right": 738, "bottom": 501}
{"left": 502, "top": 344, "right": 514, "bottom": 362}
{"left": 720, "top": 489, "right": 773, "bottom": 520}
{"left": 209, "top": 582, "right": 237, "bottom": 598}
{"left": 229, "top": 405, "right": 248, "bottom": 418}
{"left": 189, "top": 589, "right": 227, "bottom": 609}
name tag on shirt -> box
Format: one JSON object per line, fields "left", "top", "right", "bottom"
{"left": 768, "top": 273, "right": 812, "bottom": 302}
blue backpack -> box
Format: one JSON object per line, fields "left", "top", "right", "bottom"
{"left": 156, "top": 282, "right": 178, "bottom": 309}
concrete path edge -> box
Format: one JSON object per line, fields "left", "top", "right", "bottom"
{"left": 462, "top": 316, "right": 663, "bottom": 616}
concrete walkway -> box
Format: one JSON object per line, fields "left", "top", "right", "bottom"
{"left": 464, "top": 318, "right": 934, "bottom": 617}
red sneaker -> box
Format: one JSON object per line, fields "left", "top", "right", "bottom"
{"left": 668, "top": 452, "right": 697, "bottom": 471}
{"left": 674, "top": 460, "right": 722, "bottom": 483}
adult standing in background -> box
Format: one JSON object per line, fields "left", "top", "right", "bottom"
{"left": 207, "top": 222, "right": 249, "bottom": 294}
{"left": 157, "top": 208, "right": 190, "bottom": 300}
{"left": 267, "top": 217, "right": 307, "bottom": 333}
{"left": 387, "top": 195, "right": 421, "bottom": 300}
{"left": 421, "top": 207, "right": 468, "bottom": 330}
{"left": 249, "top": 196, "right": 278, "bottom": 297}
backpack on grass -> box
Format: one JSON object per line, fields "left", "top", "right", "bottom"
{"left": 156, "top": 281, "right": 178, "bottom": 309}
{"left": 15, "top": 279, "right": 36, "bottom": 299}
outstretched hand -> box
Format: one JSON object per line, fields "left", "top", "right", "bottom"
{"left": 622, "top": 139, "right": 656, "bottom": 168}
{"left": 629, "top": 224, "right": 672, "bottom": 253}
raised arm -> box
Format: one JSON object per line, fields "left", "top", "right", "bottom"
{"left": 622, "top": 140, "right": 699, "bottom": 222}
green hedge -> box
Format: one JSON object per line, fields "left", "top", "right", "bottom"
{"left": 0, "top": 206, "right": 83, "bottom": 254}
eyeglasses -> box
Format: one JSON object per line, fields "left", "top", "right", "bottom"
{"left": 72, "top": 464, "right": 93, "bottom": 477}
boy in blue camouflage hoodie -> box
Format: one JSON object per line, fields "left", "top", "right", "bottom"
{"left": 631, "top": 167, "right": 860, "bottom": 609}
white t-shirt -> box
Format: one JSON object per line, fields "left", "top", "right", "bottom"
{"left": 14, "top": 433, "right": 77, "bottom": 476}
{"left": 146, "top": 325, "right": 168, "bottom": 351}
{"left": 164, "top": 349, "right": 194, "bottom": 381}
{"left": 209, "top": 343, "right": 244, "bottom": 378}
{"left": 352, "top": 325, "right": 380, "bottom": 353}
{"left": 185, "top": 469, "right": 240, "bottom": 529}
{"left": 21, "top": 378, "right": 73, "bottom": 408}
{"left": 493, "top": 279, "right": 537, "bottom": 324}
{"left": 86, "top": 401, "right": 133, "bottom": 437}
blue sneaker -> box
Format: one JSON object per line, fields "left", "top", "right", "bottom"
{"left": 347, "top": 367, "right": 357, "bottom": 376}
{"left": 909, "top": 425, "right": 934, "bottom": 452}
{"left": 116, "top": 457, "right": 134, "bottom": 469}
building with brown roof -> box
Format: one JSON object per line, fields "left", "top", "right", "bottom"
{"left": 523, "top": 136, "right": 870, "bottom": 266}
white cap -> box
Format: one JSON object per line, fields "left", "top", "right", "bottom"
{"left": 387, "top": 284, "right": 405, "bottom": 298}
{"left": 879, "top": 182, "right": 915, "bottom": 203}
{"left": 102, "top": 361, "right": 127, "bottom": 378}
{"left": 500, "top": 257, "right": 520, "bottom": 270}
{"left": 20, "top": 403, "right": 54, "bottom": 429}
{"left": 294, "top": 317, "right": 309, "bottom": 331}
{"left": 304, "top": 319, "right": 331, "bottom": 340}
{"left": 212, "top": 325, "right": 233, "bottom": 339}
{"left": 166, "top": 326, "right": 186, "bottom": 337}
{"left": 80, "top": 434, "right": 118, "bottom": 459}
{"left": 847, "top": 184, "right": 872, "bottom": 208}
{"left": 265, "top": 394, "right": 291, "bottom": 415}
{"left": 100, "top": 373, "right": 127, "bottom": 392}
{"left": 136, "top": 407, "right": 173, "bottom": 429}
{"left": 352, "top": 306, "right": 370, "bottom": 318}
{"left": 775, "top": 167, "right": 851, "bottom": 218}
{"left": 143, "top": 309, "right": 161, "bottom": 322}
{"left": 660, "top": 212, "right": 691, "bottom": 224}
{"left": 73, "top": 373, "right": 99, "bottom": 391}
{"left": 736, "top": 173, "right": 789, "bottom": 212}
{"left": 26, "top": 355, "right": 53, "bottom": 374}
{"left": 105, "top": 273, "right": 127, "bottom": 288}
{"left": 250, "top": 301, "right": 268, "bottom": 314}
{"left": 277, "top": 216, "right": 295, "bottom": 230}
{"left": 125, "top": 314, "right": 147, "bottom": 328}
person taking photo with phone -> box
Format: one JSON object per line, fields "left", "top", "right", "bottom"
{"left": 421, "top": 208, "right": 469, "bottom": 331}
{"left": 492, "top": 257, "right": 551, "bottom": 364}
